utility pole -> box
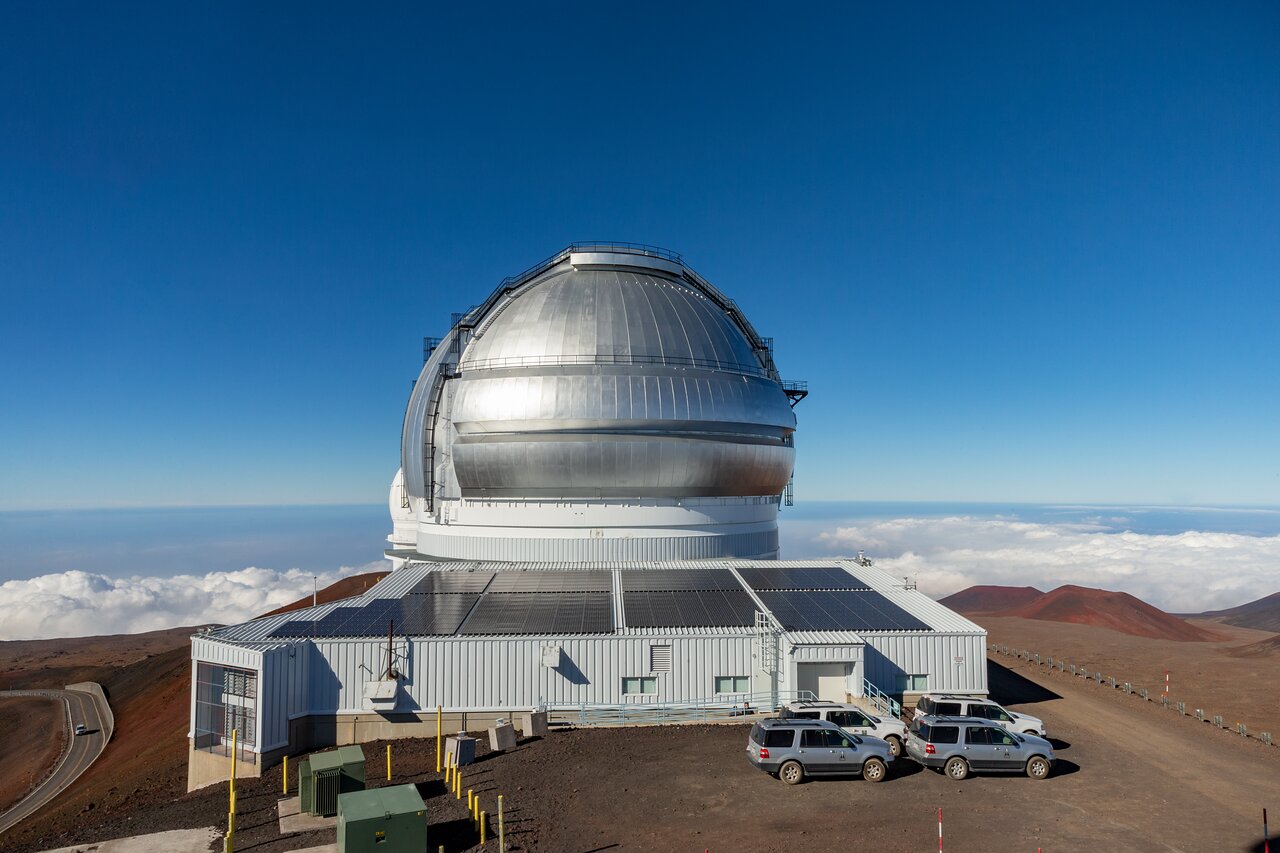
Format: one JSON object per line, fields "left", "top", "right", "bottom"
{"left": 313, "top": 576, "right": 318, "bottom": 608}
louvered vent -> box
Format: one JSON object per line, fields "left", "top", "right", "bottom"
{"left": 650, "top": 644, "right": 672, "bottom": 673}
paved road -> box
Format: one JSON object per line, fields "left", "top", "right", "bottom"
{"left": 0, "top": 686, "right": 110, "bottom": 836}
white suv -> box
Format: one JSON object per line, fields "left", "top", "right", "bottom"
{"left": 912, "top": 694, "right": 1046, "bottom": 737}
{"left": 780, "top": 701, "right": 909, "bottom": 757}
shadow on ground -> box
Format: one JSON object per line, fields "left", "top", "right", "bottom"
{"left": 987, "top": 659, "right": 1062, "bottom": 706}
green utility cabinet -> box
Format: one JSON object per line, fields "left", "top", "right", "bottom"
{"left": 297, "top": 757, "right": 313, "bottom": 814}
{"left": 301, "top": 745, "right": 366, "bottom": 817}
{"left": 337, "top": 784, "right": 427, "bottom": 853}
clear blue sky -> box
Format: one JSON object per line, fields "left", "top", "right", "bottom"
{"left": 1, "top": 2, "right": 1277, "bottom": 511}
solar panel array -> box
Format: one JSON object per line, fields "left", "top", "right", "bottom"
{"left": 737, "top": 565, "right": 869, "bottom": 591}
{"left": 266, "top": 566, "right": 931, "bottom": 637}
{"left": 488, "top": 570, "right": 612, "bottom": 593}
{"left": 461, "top": 592, "right": 614, "bottom": 635}
{"left": 618, "top": 568, "right": 744, "bottom": 591}
{"left": 270, "top": 594, "right": 481, "bottom": 638}
{"left": 756, "top": 590, "right": 931, "bottom": 632}
{"left": 623, "top": 590, "right": 758, "bottom": 628}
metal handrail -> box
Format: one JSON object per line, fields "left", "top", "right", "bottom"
{"left": 458, "top": 352, "right": 771, "bottom": 378}
{"left": 572, "top": 690, "right": 817, "bottom": 727}
{"left": 863, "top": 678, "right": 903, "bottom": 719}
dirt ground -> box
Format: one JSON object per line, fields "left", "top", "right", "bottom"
{"left": 0, "top": 696, "right": 67, "bottom": 815}
{"left": 981, "top": 615, "right": 1280, "bottom": 737}
{"left": 13, "top": 652, "right": 1280, "bottom": 853}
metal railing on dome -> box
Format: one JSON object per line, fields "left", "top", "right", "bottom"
{"left": 569, "top": 690, "right": 817, "bottom": 727}
{"left": 495, "top": 242, "right": 683, "bottom": 293}
{"left": 458, "top": 351, "right": 771, "bottom": 378}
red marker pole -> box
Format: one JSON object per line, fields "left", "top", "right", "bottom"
{"left": 1165, "top": 669, "right": 1170, "bottom": 697}
{"left": 1264, "top": 807, "right": 1269, "bottom": 853}
{"left": 938, "top": 807, "right": 943, "bottom": 853}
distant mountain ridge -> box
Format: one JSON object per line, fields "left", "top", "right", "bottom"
{"left": 940, "top": 583, "right": 1220, "bottom": 641}
{"left": 1191, "top": 591, "right": 1280, "bottom": 634}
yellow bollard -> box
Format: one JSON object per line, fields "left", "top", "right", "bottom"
{"left": 480, "top": 810, "right": 487, "bottom": 844}
{"left": 473, "top": 794, "right": 479, "bottom": 826}
{"left": 436, "top": 705, "right": 443, "bottom": 773}
{"left": 498, "top": 793, "right": 505, "bottom": 853}
{"left": 386, "top": 743, "right": 392, "bottom": 781}
{"left": 467, "top": 788, "right": 474, "bottom": 811}
{"left": 455, "top": 766, "right": 462, "bottom": 799}
{"left": 227, "top": 728, "right": 238, "bottom": 853}
{"left": 283, "top": 754, "right": 288, "bottom": 795}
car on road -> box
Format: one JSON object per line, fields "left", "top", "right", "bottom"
{"left": 905, "top": 715, "right": 1055, "bottom": 781}
{"left": 747, "top": 717, "right": 894, "bottom": 785}
{"left": 74, "top": 724, "right": 87, "bottom": 736}
{"left": 779, "top": 700, "right": 910, "bottom": 757}
{"left": 912, "top": 693, "right": 1047, "bottom": 736}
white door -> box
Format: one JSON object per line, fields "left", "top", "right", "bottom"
{"left": 797, "top": 662, "right": 851, "bottom": 702}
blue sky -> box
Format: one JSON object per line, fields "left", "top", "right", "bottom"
{"left": 1, "top": 2, "right": 1277, "bottom": 511}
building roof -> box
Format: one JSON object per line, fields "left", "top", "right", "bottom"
{"left": 203, "top": 559, "right": 984, "bottom": 646}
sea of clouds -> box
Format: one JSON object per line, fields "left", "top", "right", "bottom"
{"left": 3, "top": 515, "right": 1278, "bottom": 641}
{"left": 816, "top": 516, "right": 1280, "bottom": 614}
{"left": 0, "top": 563, "right": 381, "bottom": 641}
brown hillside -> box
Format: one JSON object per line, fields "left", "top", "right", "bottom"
{"left": 1223, "top": 633, "right": 1280, "bottom": 658}
{"left": 259, "top": 570, "right": 389, "bottom": 617}
{"left": 939, "top": 585, "right": 1045, "bottom": 614}
{"left": 1193, "top": 590, "right": 1280, "bottom": 633}
{"left": 1007, "top": 585, "right": 1219, "bottom": 642}
{"left": 0, "top": 696, "right": 67, "bottom": 815}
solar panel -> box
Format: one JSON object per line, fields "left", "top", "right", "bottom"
{"left": 269, "top": 620, "right": 318, "bottom": 638}
{"left": 737, "top": 566, "right": 869, "bottom": 591}
{"left": 618, "top": 569, "right": 745, "bottom": 592}
{"left": 622, "top": 590, "right": 758, "bottom": 628}
{"left": 756, "top": 590, "right": 931, "bottom": 632}
{"left": 396, "top": 594, "right": 481, "bottom": 635}
{"left": 460, "top": 592, "right": 614, "bottom": 635}
{"left": 408, "top": 571, "right": 495, "bottom": 594}
{"left": 487, "top": 570, "right": 612, "bottom": 593}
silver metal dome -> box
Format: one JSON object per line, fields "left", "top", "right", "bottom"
{"left": 397, "top": 244, "right": 799, "bottom": 562}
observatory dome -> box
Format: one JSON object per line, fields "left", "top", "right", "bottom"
{"left": 394, "top": 245, "right": 800, "bottom": 563}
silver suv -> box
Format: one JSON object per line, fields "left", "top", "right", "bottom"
{"left": 780, "top": 701, "right": 909, "bottom": 757}
{"left": 747, "top": 718, "right": 894, "bottom": 785}
{"left": 913, "top": 693, "right": 1046, "bottom": 736}
{"left": 905, "top": 715, "right": 1055, "bottom": 781}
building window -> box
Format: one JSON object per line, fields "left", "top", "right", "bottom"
{"left": 714, "top": 676, "right": 750, "bottom": 694}
{"left": 622, "top": 677, "right": 657, "bottom": 695}
{"left": 649, "top": 645, "right": 672, "bottom": 672}
{"left": 194, "top": 662, "right": 258, "bottom": 760}
{"left": 896, "top": 673, "right": 928, "bottom": 692}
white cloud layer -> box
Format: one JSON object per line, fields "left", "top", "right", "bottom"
{"left": 816, "top": 517, "right": 1280, "bottom": 613}
{"left": 0, "top": 563, "right": 382, "bottom": 641}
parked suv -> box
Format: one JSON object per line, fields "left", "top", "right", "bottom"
{"left": 913, "top": 693, "right": 1046, "bottom": 736}
{"left": 905, "top": 715, "right": 1055, "bottom": 780}
{"left": 780, "top": 701, "right": 910, "bottom": 757}
{"left": 747, "top": 718, "right": 894, "bottom": 785}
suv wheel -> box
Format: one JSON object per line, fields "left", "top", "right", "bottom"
{"left": 1026, "top": 756, "right": 1051, "bottom": 780}
{"left": 779, "top": 760, "right": 804, "bottom": 785}
{"left": 885, "top": 735, "right": 903, "bottom": 758}
{"left": 944, "top": 756, "right": 969, "bottom": 781}
{"left": 862, "top": 757, "right": 887, "bottom": 783}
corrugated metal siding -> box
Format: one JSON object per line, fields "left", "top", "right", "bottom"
{"left": 297, "top": 635, "right": 754, "bottom": 712}
{"left": 862, "top": 633, "right": 988, "bottom": 694}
